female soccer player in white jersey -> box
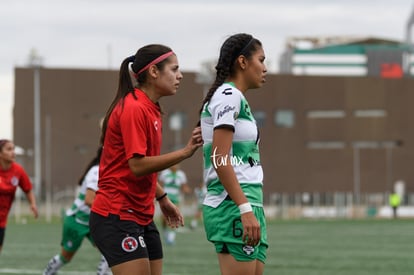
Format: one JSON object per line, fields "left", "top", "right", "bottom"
{"left": 158, "top": 164, "right": 191, "bottom": 244}
{"left": 199, "top": 33, "right": 268, "bottom": 275}
{"left": 43, "top": 147, "right": 109, "bottom": 275}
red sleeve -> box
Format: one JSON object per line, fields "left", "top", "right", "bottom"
{"left": 15, "top": 164, "right": 32, "bottom": 193}
{"left": 120, "top": 99, "right": 148, "bottom": 160}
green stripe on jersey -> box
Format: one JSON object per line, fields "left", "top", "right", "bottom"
{"left": 205, "top": 183, "right": 263, "bottom": 206}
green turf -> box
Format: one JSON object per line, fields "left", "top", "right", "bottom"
{"left": 0, "top": 217, "right": 413, "bottom": 275}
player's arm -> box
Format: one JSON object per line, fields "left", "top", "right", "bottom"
{"left": 85, "top": 188, "right": 96, "bottom": 207}
{"left": 155, "top": 181, "right": 166, "bottom": 199}
{"left": 24, "top": 190, "right": 38, "bottom": 218}
{"left": 181, "top": 182, "right": 192, "bottom": 195}
{"left": 156, "top": 182, "right": 184, "bottom": 228}
{"left": 211, "top": 128, "right": 260, "bottom": 246}
{"left": 158, "top": 174, "right": 165, "bottom": 188}
{"left": 211, "top": 128, "right": 247, "bottom": 206}
{"left": 128, "top": 127, "right": 203, "bottom": 177}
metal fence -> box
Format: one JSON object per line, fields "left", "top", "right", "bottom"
{"left": 264, "top": 192, "right": 414, "bottom": 219}
{"left": 10, "top": 189, "right": 414, "bottom": 223}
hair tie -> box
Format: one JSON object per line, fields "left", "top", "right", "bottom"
{"left": 137, "top": 51, "right": 174, "bottom": 75}
{"left": 128, "top": 62, "right": 138, "bottom": 79}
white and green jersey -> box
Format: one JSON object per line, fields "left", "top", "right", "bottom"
{"left": 200, "top": 83, "right": 263, "bottom": 208}
{"left": 194, "top": 185, "right": 207, "bottom": 206}
{"left": 158, "top": 169, "right": 187, "bottom": 204}
{"left": 66, "top": 165, "right": 99, "bottom": 225}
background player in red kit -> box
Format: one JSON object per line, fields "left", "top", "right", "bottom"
{"left": 0, "top": 139, "right": 38, "bottom": 254}
{"left": 89, "top": 44, "right": 203, "bottom": 275}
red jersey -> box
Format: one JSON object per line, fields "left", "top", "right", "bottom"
{"left": 92, "top": 89, "right": 162, "bottom": 225}
{"left": 0, "top": 162, "right": 33, "bottom": 228}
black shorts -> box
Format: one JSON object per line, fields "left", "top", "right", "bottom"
{"left": 0, "top": 227, "right": 5, "bottom": 246}
{"left": 89, "top": 212, "right": 163, "bottom": 267}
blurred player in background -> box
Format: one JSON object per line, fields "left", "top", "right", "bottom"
{"left": 389, "top": 191, "right": 402, "bottom": 219}
{"left": 0, "top": 139, "right": 38, "bottom": 255}
{"left": 158, "top": 164, "right": 191, "bottom": 244}
{"left": 190, "top": 181, "right": 207, "bottom": 230}
{"left": 43, "top": 147, "right": 110, "bottom": 275}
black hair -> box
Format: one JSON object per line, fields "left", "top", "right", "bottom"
{"left": 100, "top": 44, "right": 173, "bottom": 145}
{"left": 77, "top": 146, "right": 102, "bottom": 186}
{"left": 199, "top": 33, "right": 262, "bottom": 116}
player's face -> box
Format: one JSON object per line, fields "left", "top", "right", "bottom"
{"left": 245, "top": 46, "right": 267, "bottom": 89}
{"left": 155, "top": 55, "right": 183, "bottom": 97}
{"left": 0, "top": 142, "right": 16, "bottom": 162}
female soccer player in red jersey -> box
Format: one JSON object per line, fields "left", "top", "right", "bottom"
{"left": 89, "top": 44, "right": 203, "bottom": 275}
{"left": 0, "top": 139, "right": 38, "bottom": 254}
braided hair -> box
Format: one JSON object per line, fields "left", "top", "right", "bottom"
{"left": 199, "top": 33, "right": 262, "bottom": 115}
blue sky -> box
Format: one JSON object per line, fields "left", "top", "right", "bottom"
{"left": 1, "top": 0, "right": 413, "bottom": 139}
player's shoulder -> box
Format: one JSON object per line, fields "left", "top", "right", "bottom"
{"left": 11, "top": 162, "right": 25, "bottom": 172}
{"left": 210, "top": 84, "right": 242, "bottom": 105}
{"left": 159, "top": 169, "right": 171, "bottom": 177}
{"left": 215, "top": 83, "right": 241, "bottom": 97}
{"left": 87, "top": 165, "right": 99, "bottom": 176}
{"left": 177, "top": 170, "right": 186, "bottom": 176}
{"left": 123, "top": 92, "right": 145, "bottom": 109}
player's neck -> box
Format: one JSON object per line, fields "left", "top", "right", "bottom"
{"left": 0, "top": 159, "right": 12, "bottom": 171}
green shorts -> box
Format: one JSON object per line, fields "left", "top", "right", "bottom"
{"left": 203, "top": 199, "right": 268, "bottom": 263}
{"left": 61, "top": 214, "right": 93, "bottom": 252}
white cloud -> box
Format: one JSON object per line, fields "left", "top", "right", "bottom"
{"left": 1, "top": 0, "right": 413, "bottom": 139}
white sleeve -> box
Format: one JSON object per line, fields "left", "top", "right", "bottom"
{"left": 177, "top": 170, "right": 187, "bottom": 186}
{"left": 84, "top": 165, "right": 99, "bottom": 191}
{"left": 209, "top": 87, "right": 241, "bottom": 129}
{"left": 158, "top": 169, "right": 169, "bottom": 182}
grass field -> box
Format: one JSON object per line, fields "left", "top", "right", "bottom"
{"left": 0, "top": 217, "right": 413, "bottom": 275}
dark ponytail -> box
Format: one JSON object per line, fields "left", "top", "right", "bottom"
{"left": 198, "top": 33, "right": 261, "bottom": 117}
{"left": 100, "top": 56, "right": 136, "bottom": 145}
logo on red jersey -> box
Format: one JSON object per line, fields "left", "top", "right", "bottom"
{"left": 10, "top": 176, "right": 19, "bottom": 186}
{"left": 121, "top": 236, "right": 139, "bottom": 252}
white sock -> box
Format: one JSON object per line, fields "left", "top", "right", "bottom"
{"left": 97, "top": 254, "right": 110, "bottom": 275}
{"left": 167, "top": 231, "right": 176, "bottom": 243}
{"left": 43, "top": 254, "right": 65, "bottom": 275}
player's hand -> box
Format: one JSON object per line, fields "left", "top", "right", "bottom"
{"left": 183, "top": 127, "right": 203, "bottom": 158}
{"left": 158, "top": 196, "right": 184, "bottom": 228}
{"left": 241, "top": 211, "right": 260, "bottom": 246}
{"left": 30, "top": 204, "right": 39, "bottom": 219}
